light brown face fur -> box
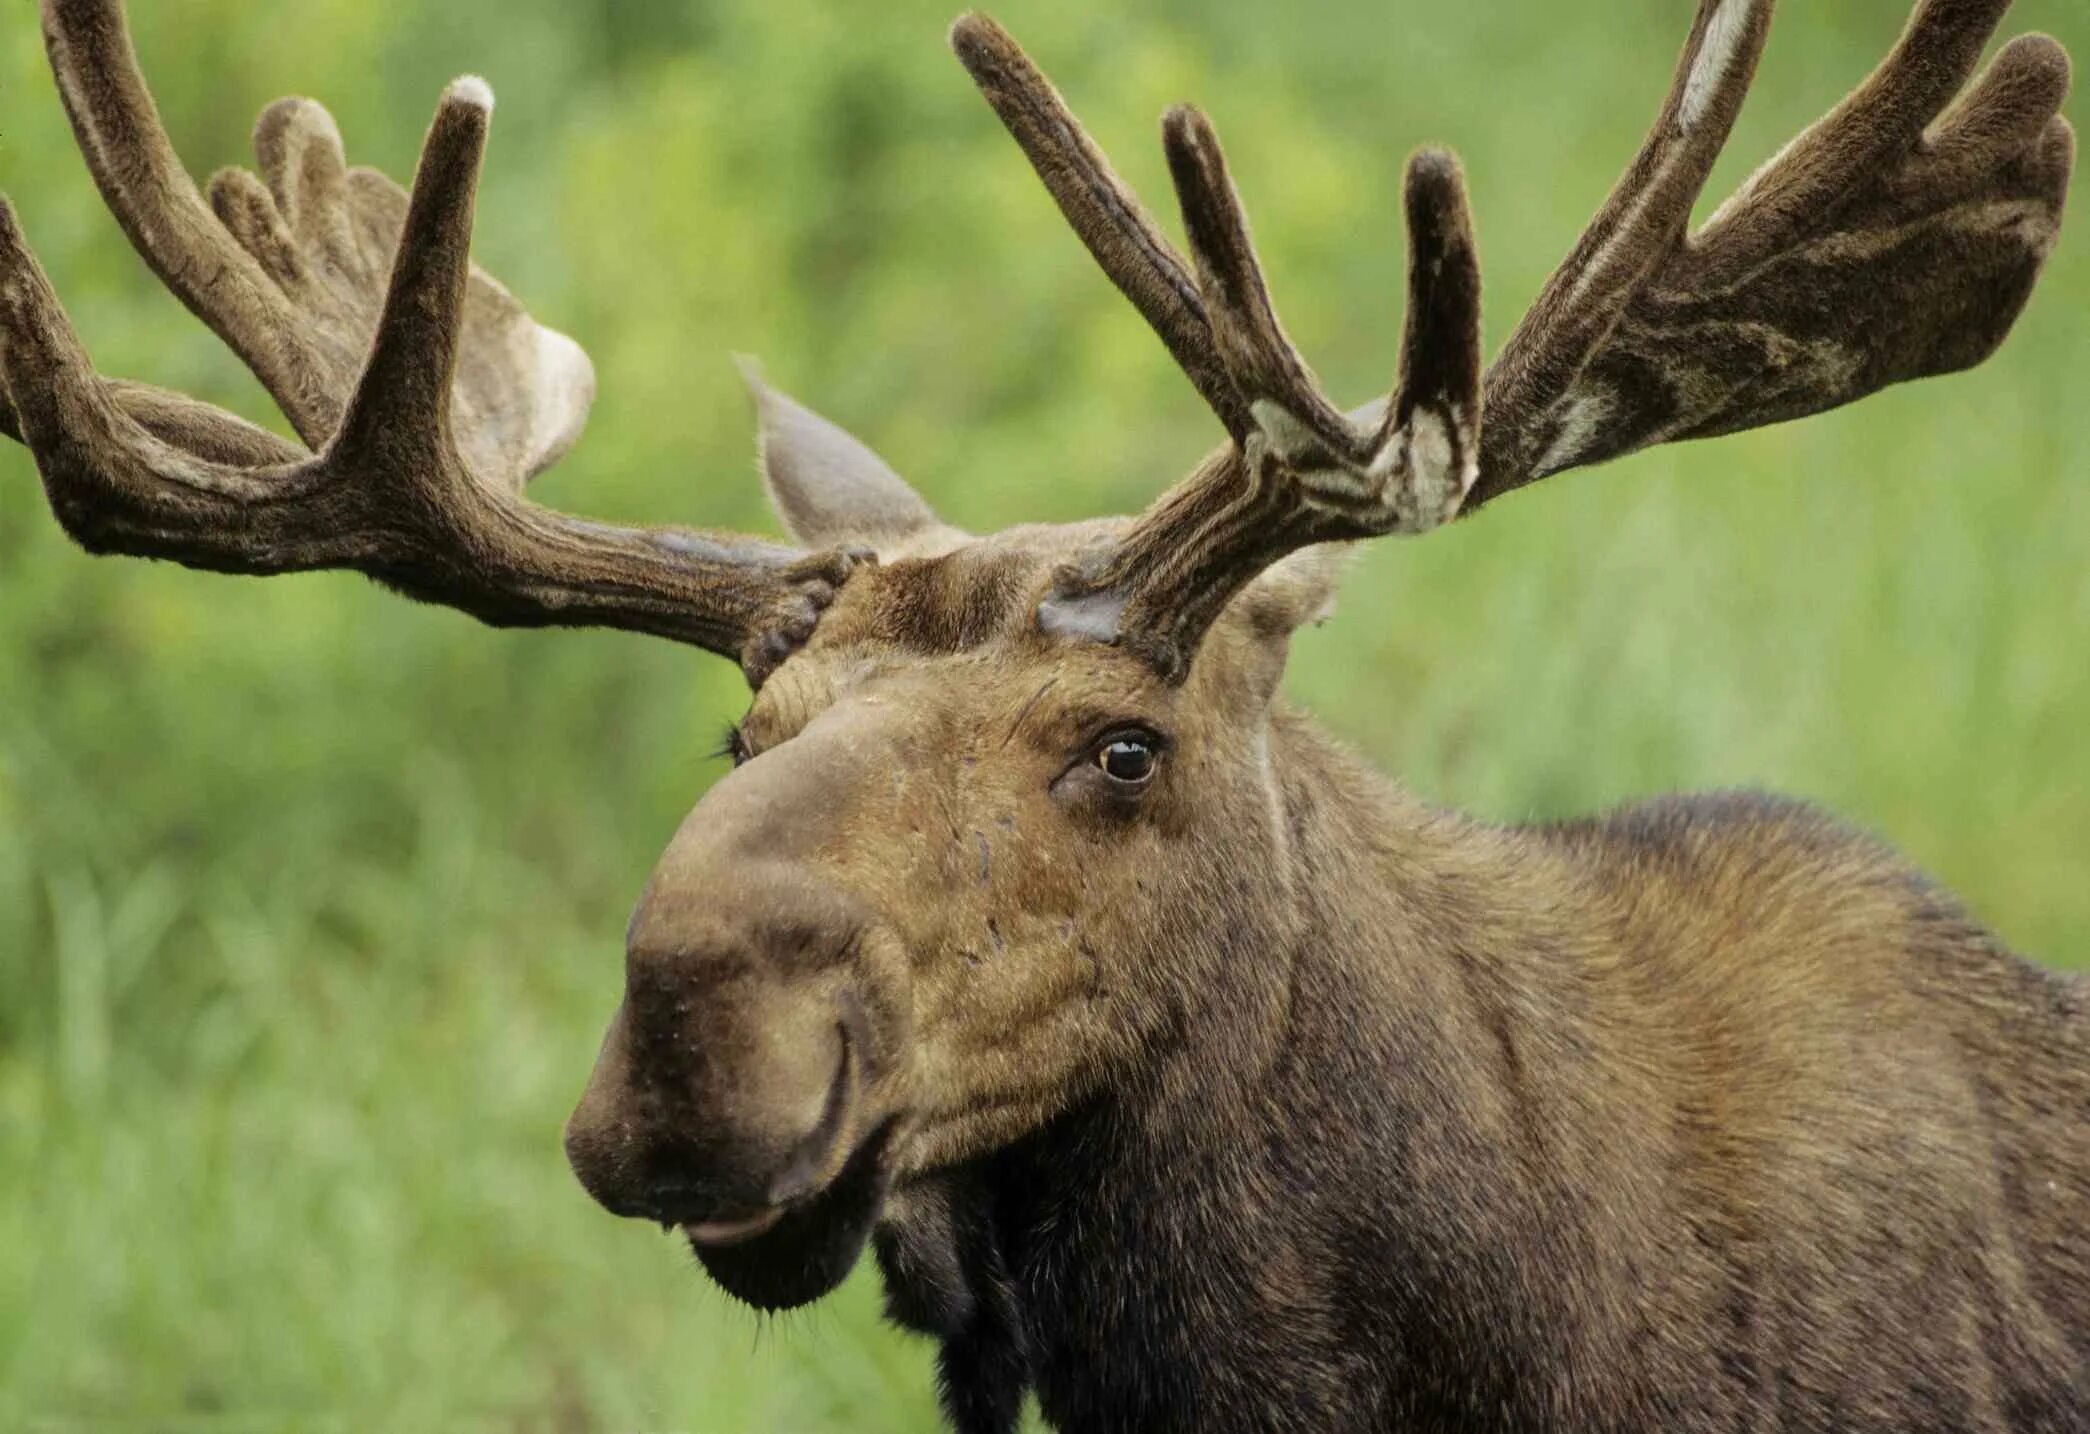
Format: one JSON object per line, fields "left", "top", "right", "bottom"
{"left": 562, "top": 489, "right": 1343, "bottom": 1308}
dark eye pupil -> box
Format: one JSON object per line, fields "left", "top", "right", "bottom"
{"left": 1100, "top": 739, "right": 1155, "bottom": 782}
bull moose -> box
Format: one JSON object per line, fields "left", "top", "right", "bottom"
{"left": 3, "top": 0, "right": 2084, "bottom": 1429}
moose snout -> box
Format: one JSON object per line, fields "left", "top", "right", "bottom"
{"left": 563, "top": 883, "right": 874, "bottom": 1236}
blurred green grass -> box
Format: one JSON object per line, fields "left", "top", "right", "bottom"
{"left": 1, "top": 0, "right": 2085, "bottom": 1428}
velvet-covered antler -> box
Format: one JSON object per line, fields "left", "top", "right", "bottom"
{"left": 1472, "top": 0, "right": 2074, "bottom": 500}
{"left": 957, "top": 0, "right": 2073, "bottom": 680}
{"left": 0, "top": 0, "right": 862, "bottom": 682}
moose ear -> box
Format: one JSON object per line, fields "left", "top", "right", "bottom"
{"left": 738, "top": 358, "right": 942, "bottom": 550}
{"left": 1235, "top": 543, "right": 1351, "bottom": 639}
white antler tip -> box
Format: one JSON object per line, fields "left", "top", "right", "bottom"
{"left": 1680, "top": 0, "right": 1753, "bottom": 133}
{"left": 446, "top": 75, "right": 496, "bottom": 113}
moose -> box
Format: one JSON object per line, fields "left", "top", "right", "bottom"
{"left": 4, "top": 0, "right": 2085, "bottom": 1428}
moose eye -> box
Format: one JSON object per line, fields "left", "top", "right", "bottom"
{"left": 1094, "top": 733, "right": 1160, "bottom": 786}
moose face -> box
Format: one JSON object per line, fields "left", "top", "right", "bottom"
{"left": 563, "top": 415, "right": 1343, "bottom": 1308}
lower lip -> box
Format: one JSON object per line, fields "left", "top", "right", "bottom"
{"left": 682, "top": 1207, "right": 786, "bottom": 1247}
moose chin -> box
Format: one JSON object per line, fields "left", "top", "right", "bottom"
{"left": 681, "top": 1122, "right": 897, "bottom": 1314}
{"left": 6, "top": 0, "right": 2084, "bottom": 1430}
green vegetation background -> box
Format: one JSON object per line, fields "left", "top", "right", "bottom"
{"left": 2, "top": 0, "right": 2085, "bottom": 1428}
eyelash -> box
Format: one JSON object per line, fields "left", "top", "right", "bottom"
{"left": 710, "top": 724, "right": 748, "bottom": 766}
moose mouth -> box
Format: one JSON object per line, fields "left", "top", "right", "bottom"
{"left": 685, "top": 1117, "right": 897, "bottom": 1311}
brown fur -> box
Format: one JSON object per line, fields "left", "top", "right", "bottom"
{"left": 4, "top": 2, "right": 2084, "bottom": 1432}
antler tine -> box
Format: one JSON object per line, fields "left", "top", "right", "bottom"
{"left": 39, "top": 0, "right": 332, "bottom": 440}
{"left": 1392, "top": 152, "right": 1486, "bottom": 465}
{"left": 1159, "top": 111, "right": 1486, "bottom": 509}
{"left": 330, "top": 80, "right": 485, "bottom": 474}
{"left": 0, "top": 376, "right": 304, "bottom": 468}
{"left": 1908, "top": 33, "right": 2074, "bottom": 203}
{"left": 8, "top": 0, "right": 439, "bottom": 470}
{"left": 948, "top": 14, "right": 1248, "bottom": 437}
{"left": 1476, "top": 0, "right": 1773, "bottom": 494}
{"left": 1693, "top": 0, "right": 2022, "bottom": 276}
{"left": 2, "top": 68, "right": 861, "bottom": 682}
{"left": 1160, "top": 106, "right": 1371, "bottom": 470}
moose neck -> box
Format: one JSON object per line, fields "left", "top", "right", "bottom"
{"left": 1093, "top": 703, "right": 1533, "bottom": 1158}
{"left": 906, "top": 708, "right": 1597, "bottom": 1433}
{"left": 1085, "top": 704, "right": 1513, "bottom": 1152}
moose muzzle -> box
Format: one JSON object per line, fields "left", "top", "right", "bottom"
{"left": 562, "top": 904, "right": 868, "bottom": 1235}
{"left": 561, "top": 862, "right": 898, "bottom": 1310}
{"left": 562, "top": 694, "right": 916, "bottom": 1308}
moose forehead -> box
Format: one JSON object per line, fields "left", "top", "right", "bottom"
{"left": 816, "top": 519, "right": 1130, "bottom": 654}
{"left": 752, "top": 518, "right": 1155, "bottom": 730}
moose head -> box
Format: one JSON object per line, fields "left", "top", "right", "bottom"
{"left": 3, "top": 0, "right": 2078, "bottom": 1405}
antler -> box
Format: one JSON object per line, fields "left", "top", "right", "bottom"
{"left": 956, "top": 0, "right": 2073, "bottom": 680}
{"left": 1, "top": 0, "right": 861, "bottom": 682}
{"left": 1472, "top": 0, "right": 2075, "bottom": 501}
